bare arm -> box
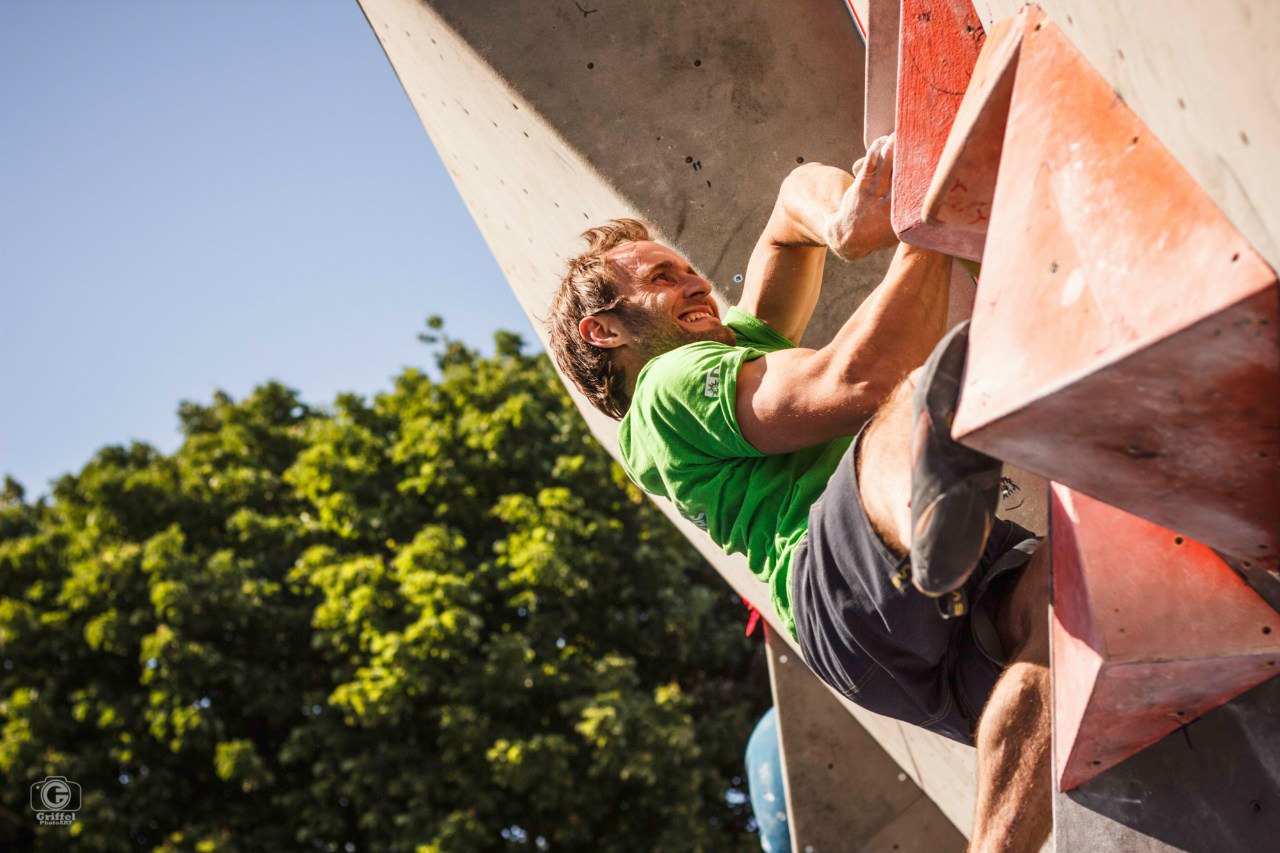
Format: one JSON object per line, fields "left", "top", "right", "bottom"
{"left": 737, "top": 135, "right": 898, "bottom": 344}
{"left": 735, "top": 242, "right": 952, "bottom": 455}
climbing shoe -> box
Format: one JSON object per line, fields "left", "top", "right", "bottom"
{"left": 909, "top": 321, "right": 1003, "bottom": 598}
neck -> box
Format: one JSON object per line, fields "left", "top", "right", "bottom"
{"left": 614, "top": 347, "right": 647, "bottom": 397}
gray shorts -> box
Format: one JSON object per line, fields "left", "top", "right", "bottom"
{"left": 792, "top": 435, "right": 1040, "bottom": 745}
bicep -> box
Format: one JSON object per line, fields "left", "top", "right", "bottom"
{"left": 734, "top": 350, "right": 882, "bottom": 455}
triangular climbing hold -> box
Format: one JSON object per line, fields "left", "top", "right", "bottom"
{"left": 1050, "top": 484, "right": 1280, "bottom": 792}
{"left": 952, "top": 15, "right": 1280, "bottom": 563}
{"left": 891, "top": 0, "right": 985, "bottom": 253}
{"left": 920, "top": 5, "right": 1042, "bottom": 261}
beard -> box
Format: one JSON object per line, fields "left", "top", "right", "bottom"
{"left": 614, "top": 302, "right": 737, "bottom": 362}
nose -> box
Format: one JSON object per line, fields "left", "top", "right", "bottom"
{"left": 680, "top": 271, "right": 711, "bottom": 296}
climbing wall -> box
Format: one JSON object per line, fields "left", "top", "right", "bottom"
{"left": 359, "top": 0, "right": 1280, "bottom": 850}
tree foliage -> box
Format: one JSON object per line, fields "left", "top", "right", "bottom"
{"left": 0, "top": 327, "right": 767, "bottom": 852}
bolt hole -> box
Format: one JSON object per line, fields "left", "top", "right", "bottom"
{"left": 685, "top": 156, "right": 694, "bottom": 164}
{"left": 586, "top": 62, "right": 594, "bottom": 69}
{"left": 796, "top": 156, "right": 805, "bottom": 164}
{"left": 1264, "top": 626, "right": 1273, "bottom": 635}
{"left": 827, "top": 763, "right": 834, "bottom": 770}
{"left": 1250, "top": 800, "right": 1263, "bottom": 814}
{"left": 1174, "top": 536, "right": 1184, "bottom": 545}
{"left": 693, "top": 59, "right": 702, "bottom": 67}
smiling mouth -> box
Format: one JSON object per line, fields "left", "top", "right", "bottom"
{"left": 678, "top": 306, "right": 718, "bottom": 324}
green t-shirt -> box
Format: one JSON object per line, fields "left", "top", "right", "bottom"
{"left": 617, "top": 307, "right": 852, "bottom": 639}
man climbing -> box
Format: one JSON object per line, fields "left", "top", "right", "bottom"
{"left": 547, "top": 135, "right": 1052, "bottom": 853}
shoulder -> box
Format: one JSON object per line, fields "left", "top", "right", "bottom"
{"left": 637, "top": 341, "right": 740, "bottom": 397}
{"left": 624, "top": 342, "right": 761, "bottom": 460}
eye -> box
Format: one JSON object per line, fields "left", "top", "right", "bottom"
{"left": 654, "top": 272, "right": 675, "bottom": 284}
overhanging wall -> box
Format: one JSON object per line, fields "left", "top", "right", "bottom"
{"left": 355, "top": 0, "right": 1280, "bottom": 844}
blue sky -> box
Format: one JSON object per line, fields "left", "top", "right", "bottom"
{"left": 1, "top": 1, "right": 536, "bottom": 497}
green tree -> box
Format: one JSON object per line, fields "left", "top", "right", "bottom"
{"left": 0, "top": 326, "right": 768, "bottom": 852}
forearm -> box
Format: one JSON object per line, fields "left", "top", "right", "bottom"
{"left": 736, "top": 242, "right": 952, "bottom": 455}
{"left": 737, "top": 164, "right": 852, "bottom": 342}
{"left": 833, "top": 241, "right": 952, "bottom": 382}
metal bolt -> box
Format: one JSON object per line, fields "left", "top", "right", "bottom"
{"left": 733, "top": 274, "right": 744, "bottom": 283}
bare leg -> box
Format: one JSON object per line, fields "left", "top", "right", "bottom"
{"left": 856, "top": 369, "right": 921, "bottom": 556}
{"left": 857, "top": 379, "right": 1053, "bottom": 852}
{"left": 968, "top": 552, "right": 1052, "bottom": 853}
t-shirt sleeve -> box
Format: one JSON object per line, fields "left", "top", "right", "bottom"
{"left": 725, "top": 306, "right": 797, "bottom": 353}
{"left": 631, "top": 342, "right": 764, "bottom": 461}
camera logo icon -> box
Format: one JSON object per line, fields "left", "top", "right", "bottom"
{"left": 30, "top": 776, "right": 80, "bottom": 825}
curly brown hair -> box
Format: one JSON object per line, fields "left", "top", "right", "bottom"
{"left": 546, "top": 218, "right": 652, "bottom": 420}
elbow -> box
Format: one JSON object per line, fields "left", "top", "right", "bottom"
{"left": 776, "top": 162, "right": 830, "bottom": 206}
{"left": 785, "top": 161, "right": 828, "bottom": 182}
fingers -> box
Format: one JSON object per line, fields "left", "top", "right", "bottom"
{"left": 856, "top": 134, "right": 894, "bottom": 175}
{"left": 864, "top": 135, "right": 885, "bottom": 174}
{"left": 873, "top": 133, "right": 895, "bottom": 194}
{"left": 855, "top": 133, "right": 894, "bottom": 197}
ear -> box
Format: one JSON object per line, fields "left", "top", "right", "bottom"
{"left": 579, "top": 313, "right": 629, "bottom": 350}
